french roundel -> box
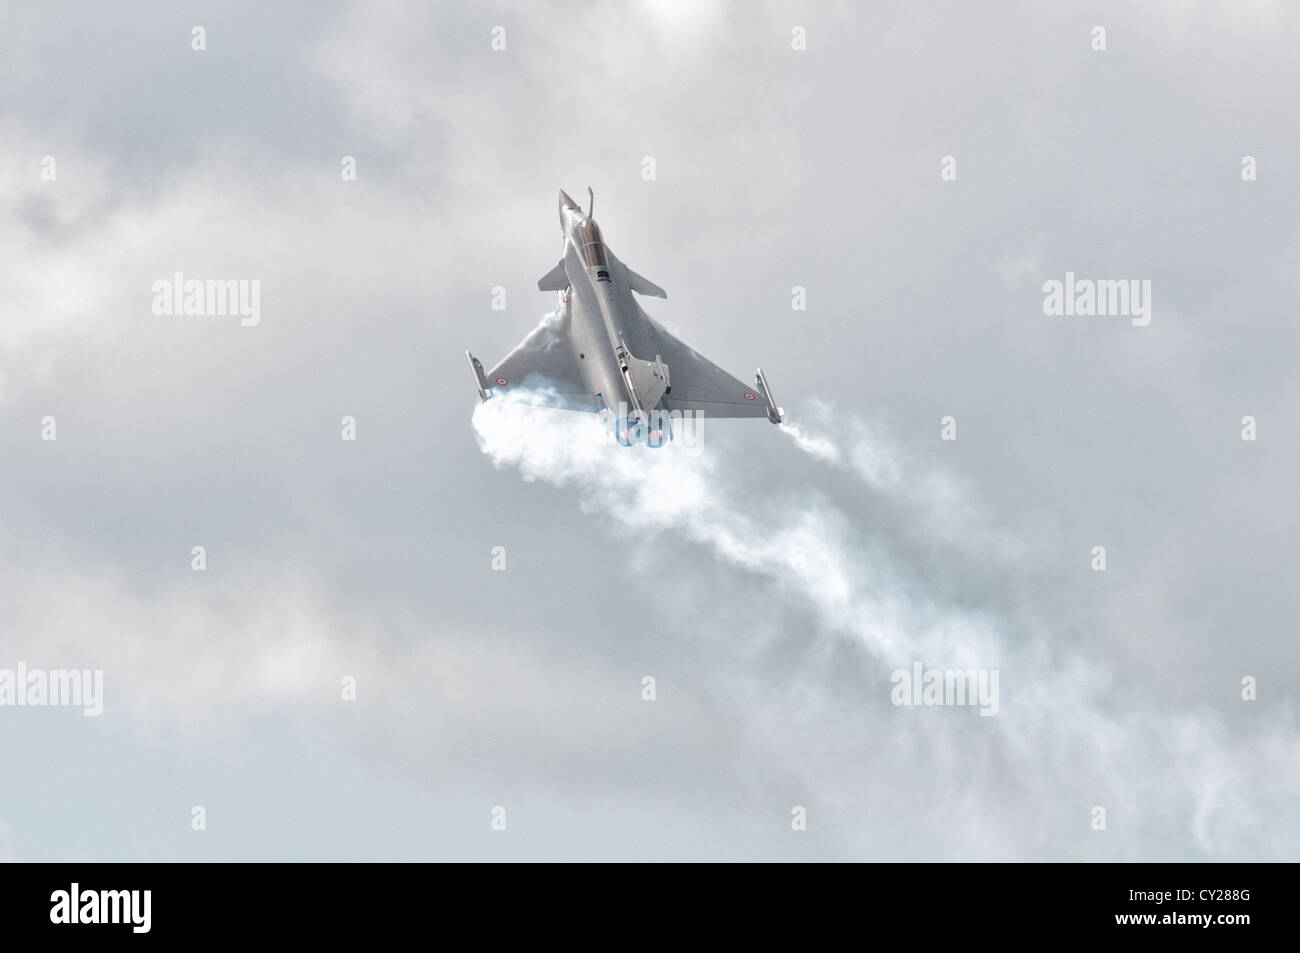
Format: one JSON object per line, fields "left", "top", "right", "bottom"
{"left": 496, "top": 377, "right": 509, "bottom": 386}
{"left": 743, "top": 391, "right": 756, "bottom": 400}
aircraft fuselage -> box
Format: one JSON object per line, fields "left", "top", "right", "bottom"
{"left": 557, "top": 191, "right": 658, "bottom": 418}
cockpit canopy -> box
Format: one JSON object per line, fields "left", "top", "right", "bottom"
{"left": 574, "top": 218, "right": 609, "bottom": 268}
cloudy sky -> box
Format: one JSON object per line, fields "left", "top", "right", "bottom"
{"left": 1, "top": 0, "right": 1297, "bottom": 860}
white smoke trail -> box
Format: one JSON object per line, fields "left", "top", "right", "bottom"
{"left": 472, "top": 388, "right": 1300, "bottom": 858}
{"left": 779, "top": 397, "right": 1012, "bottom": 557}
{"left": 781, "top": 397, "right": 901, "bottom": 488}
{"left": 474, "top": 389, "right": 994, "bottom": 666}
{"left": 780, "top": 420, "right": 841, "bottom": 465}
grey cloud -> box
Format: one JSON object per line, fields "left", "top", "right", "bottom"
{"left": 1, "top": 0, "right": 1296, "bottom": 860}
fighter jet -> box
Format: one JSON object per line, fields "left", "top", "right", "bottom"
{"left": 467, "top": 188, "right": 783, "bottom": 447}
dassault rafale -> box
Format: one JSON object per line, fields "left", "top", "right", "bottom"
{"left": 468, "top": 189, "right": 782, "bottom": 446}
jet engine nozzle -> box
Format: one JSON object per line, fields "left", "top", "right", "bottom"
{"left": 615, "top": 420, "right": 643, "bottom": 447}
{"left": 610, "top": 409, "right": 674, "bottom": 448}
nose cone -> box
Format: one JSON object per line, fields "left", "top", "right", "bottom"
{"left": 558, "top": 189, "right": 579, "bottom": 228}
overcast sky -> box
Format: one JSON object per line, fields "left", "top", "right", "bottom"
{"left": 1, "top": 0, "right": 1297, "bottom": 860}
